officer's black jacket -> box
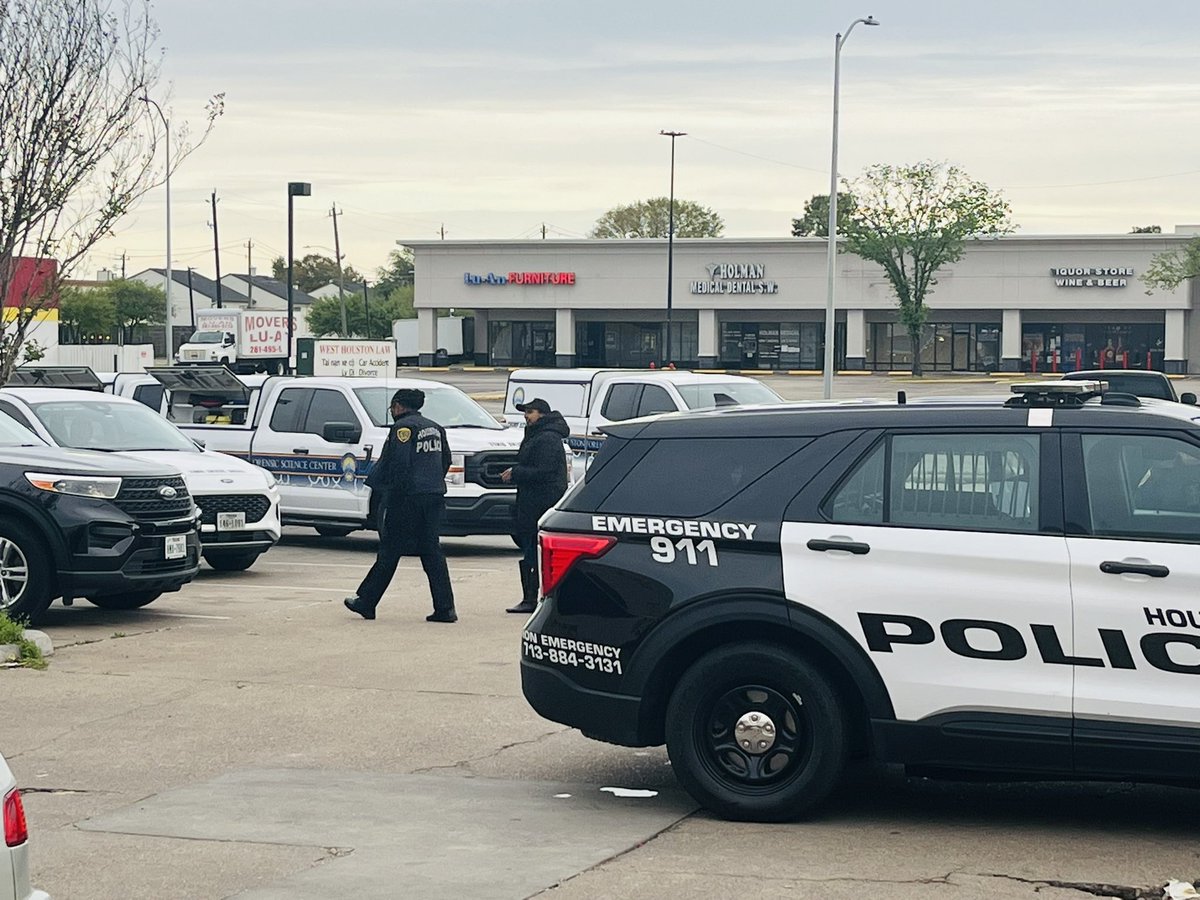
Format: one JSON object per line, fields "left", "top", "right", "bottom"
{"left": 365, "top": 410, "right": 451, "bottom": 496}
{"left": 511, "top": 411, "right": 569, "bottom": 531}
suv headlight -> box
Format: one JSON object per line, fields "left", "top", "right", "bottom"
{"left": 446, "top": 452, "right": 466, "bottom": 486}
{"left": 25, "top": 472, "right": 123, "bottom": 499}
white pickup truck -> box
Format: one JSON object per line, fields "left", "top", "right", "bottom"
{"left": 503, "top": 368, "right": 784, "bottom": 475}
{"left": 144, "top": 368, "right": 525, "bottom": 539}
{"left": 0, "top": 384, "right": 281, "bottom": 572}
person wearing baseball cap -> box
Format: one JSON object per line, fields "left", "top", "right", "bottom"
{"left": 501, "top": 397, "right": 569, "bottom": 614}
{"left": 345, "top": 387, "right": 458, "bottom": 623}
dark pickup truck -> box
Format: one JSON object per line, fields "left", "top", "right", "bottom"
{"left": 1062, "top": 369, "right": 1197, "bottom": 404}
{"left": 0, "top": 413, "right": 200, "bottom": 622}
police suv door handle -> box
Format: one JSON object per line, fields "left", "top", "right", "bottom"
{"left": 806, "top": 538, "right": 870, "bottom": 555}
{"left": 292, "top": 448, "right": 310, "bottom": 455}
{"left": 1099, "top": 560, "right": 1169, "bottom": 578}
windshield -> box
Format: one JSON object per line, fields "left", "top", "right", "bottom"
{"left": 190, "top": 331, "right": 227, "bottom": 344}
{"left": 354, "top": 386, "right": 503, "bottom": 430}
{"left": 677, "top": 381, "right": 783, "bottom": 410}
{"left": 29, "top": 400, "right": 200, "bottom": 452}
{"left": 0, "top": 413, "right": 44, "bottom": 447}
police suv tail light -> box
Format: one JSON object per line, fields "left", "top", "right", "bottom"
{"left": 4, "top": 787, "right": 28, "bottom": 847}
{"left": 539, "top": 532, "right": 616, "bottom": 595}
{"left": 446, "top": 453, "right": 466, "bottom": 486}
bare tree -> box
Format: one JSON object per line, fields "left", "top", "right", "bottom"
{"left": 0, "top": 0, "right": 223, "bottom": 380}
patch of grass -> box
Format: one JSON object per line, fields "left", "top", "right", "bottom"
{"left": 0, "top": 610, "right": 48, "bottom": 670}
{"left": 112, "top": 632, "right": 127, "bottom": 639}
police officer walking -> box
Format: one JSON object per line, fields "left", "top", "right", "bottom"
{"left": 345, "top": 388, "right": 457, "bottom": 623}
{"left": 501, "top": 398, "right": 569, "bottom": 614}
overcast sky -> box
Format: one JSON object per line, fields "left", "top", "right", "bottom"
{"left": 88, "top": 0, "right": 1200, "bottom": 282}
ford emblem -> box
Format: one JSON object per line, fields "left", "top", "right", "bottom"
{"left": 158, "top": 485, "right": 178, "bottom": 499}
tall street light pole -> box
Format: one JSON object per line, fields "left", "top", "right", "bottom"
{"left": 823, "top": 15, "right": 879, "bottom": 400}
{"left": 141, "top": 96, "right": 173, "bottom": 362}
{"left": 286, "top": 182, "right": 312, "bottom": 373}
{"left": 660, "top": 130, "right": 686, "bottom": 368}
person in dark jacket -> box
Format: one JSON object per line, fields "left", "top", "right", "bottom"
{"left": 501, "top": 398, "right": 569, "bottom": 614}
{"left": 345, "top": 388, "right": 458, "bottom": 623}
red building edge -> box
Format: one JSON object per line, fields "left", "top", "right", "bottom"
{"left": 2, "top": 257, "right": 60, "bottom": 310}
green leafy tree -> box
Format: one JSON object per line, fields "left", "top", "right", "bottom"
{"left": 58, "top": 286, "right": 116, "bottom": 344}
{"left": 105, "top": 279, "right": 165, "bottom": 343}
{"left": 1142, "top": 237, "right": 1200, "bottom": 293}
{"left": 842, "top": 161, "right": 1013, "bottom": 376}
{"left": 590, "top": 198, "right": 724, "bottom": 238}
{"left": 791, "top": 192, "right": 858, "bottom": 237}
{"left": 1131, "top": 225, "right": 1162, "bottom": 234}
{"left": 307, "top": 285, "right": 414, "bottom": 339}
{"left": 376, "top": 248, "right": 415, "bottom": 296}
{"left": 0, "top": 0, "right": 222, "bottom": 381}
{"left": 271, "top": 253, "right": 363, "bottom": 294}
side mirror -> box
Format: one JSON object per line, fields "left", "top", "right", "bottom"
{"left": 193, "top": 438, "right": 206, "bottom": 450}
{"left": 1181, "top": 392, "right": 1197, "bottom": 406}
{"left": 323, "top": 421, "right": 362, "bottom": 444}
{"left": 224, "top": 333, "right": 236, "bottom": 346}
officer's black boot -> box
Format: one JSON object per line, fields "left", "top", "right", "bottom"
{"left": 506, "top": 563, "right": 538, "bottom": 614}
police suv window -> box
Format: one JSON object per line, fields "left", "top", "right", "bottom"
{"left": 602, "top": 384, "right": 641, "bottom": 422}
{"left": 1081, "top": 434, "right": 1200, "bottom": 541}
{"left": 304, "top": 389, "right": 357, "bottom": 436}
{"left": 0, "top": 399, "right": 35, "bottom": 431}
{"left": 637, "top": 385, "right": 676, "bottom": 417}
{"left": 827, "top": 433, "right": 1040, "bottom": 532}
{"left": 598, "top": 438, "right": 808, "bottom": 517}
{"left": 269, "top": 388, "right": 311, "bottom": 434}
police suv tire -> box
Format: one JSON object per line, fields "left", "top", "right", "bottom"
{"left": 203, "top": 551, "right": 260, "bottom": 572}
{"left": 0, "top": 523, "right": 54, "bottom": 623}
{"left": 665, "top": 642, "right": 847, "bottom": 822}
{"left": 85, "top": 591, "right": 162, "bottom": 610}
{"left": 315, "top": 526, "right": 356, "bottom": 538}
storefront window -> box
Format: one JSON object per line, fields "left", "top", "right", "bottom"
{"left": 1020, "top": 324, "right": 1165, "bottom": 372}
{"left": 869, "top": 322, "right": 999, "bottom": 372}
{"left": 487, "top": 321, "right": 555, "bottom": 366}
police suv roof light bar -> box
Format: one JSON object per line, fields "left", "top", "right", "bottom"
{"left": 1004, "top": 380, "right": 1141, "bottom": 409}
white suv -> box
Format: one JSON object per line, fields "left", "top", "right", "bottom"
{"left": 2, "top": 753, "right": 48, "bottom": 900}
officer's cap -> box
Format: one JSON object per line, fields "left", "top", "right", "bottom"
{"left": 515, "top": 398, "right": 551, "bottom": 414}
{"left": 391, "top": 388, "right": 425, "bottom": 410}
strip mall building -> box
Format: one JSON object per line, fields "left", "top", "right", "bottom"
{"left": 404, "top": 231, "right": 1200, "bottom": 374}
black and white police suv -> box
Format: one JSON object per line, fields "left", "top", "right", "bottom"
{"left": 520, "top": 381, "right": 1200, "bottom": 821}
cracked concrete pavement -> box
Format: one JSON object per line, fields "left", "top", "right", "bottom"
{"left": 5, "top": 374, "right": 1200, "bottom": 898}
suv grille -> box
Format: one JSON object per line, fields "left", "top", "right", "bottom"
{"left": 468, "top": 451, "right": 519, "bottom": 489}
{"left": 197, "top": 493, "right": 271, "bottom": 525}
{"left": 115, "top": 476, "right": 193, "bottom": 522}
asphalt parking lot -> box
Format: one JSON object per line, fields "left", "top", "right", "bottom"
{"left": 7, "top": 371, "right": 1200, "bottom": 899}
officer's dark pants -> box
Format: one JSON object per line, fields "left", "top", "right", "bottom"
{"left": 356, "top": 493, "right": 455, "bottom": 614}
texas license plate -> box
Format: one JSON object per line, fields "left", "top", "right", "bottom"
{"left": 165, "top": 534, "right": 188, "bottom": 560}
{"left": 217, "top": 512, "right": 246, "bottom": 531}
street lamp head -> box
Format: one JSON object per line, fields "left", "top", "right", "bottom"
{"left": 287, "top": 182, "right": 312, "bottom": 197}
{"left": 863, "top": 15, "right": 879, "bottom": 25}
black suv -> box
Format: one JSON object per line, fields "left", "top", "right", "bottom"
{"left": 0, "top": 412, "right": 200, "bottom": 622}
{"left": 521, "top": 382, "right": 1200, "bottom": 821}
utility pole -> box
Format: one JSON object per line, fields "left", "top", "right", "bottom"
{"left": 245, "top": 239, "right": 254, "bottom": 307}
{"left": 118, "top": 252, "right": 127, "bottom": 279}
{"left": 439, "top": 224, "right": 446, "bottom": 240}
{"left": 362, "top": 279, "right": 371, "bottom": 339}
{"left": 209, "top": 190, "right": 224, "bottom": 308}
{"left": 186, "top": 267, "right": 196, "bottom": 326}
{"left": 541, "top": 223, "right": 547, "bottom": 239}
{"left": 330, "top": 204, "right": 348, "bottom": 336}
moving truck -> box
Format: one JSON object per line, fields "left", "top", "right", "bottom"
{"left": 175, "top": 308, "right": 291, "bottom": 375}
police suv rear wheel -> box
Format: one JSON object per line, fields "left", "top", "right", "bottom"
{"left": 665, "top": 643, "right": 846, "bottom": 822}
